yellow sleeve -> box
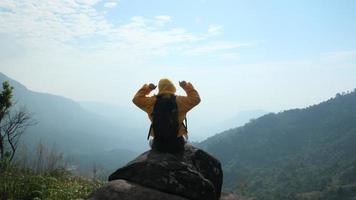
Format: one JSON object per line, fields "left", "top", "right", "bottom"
{"left": 132, "top": 84, "right": 156, "bottom": 113}
{"left": 177, "top": 82, "right": 201, "bottom": 112}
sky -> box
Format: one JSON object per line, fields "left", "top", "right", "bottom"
{"left": 1, "top": 0, "right": 356, "bottom": 140}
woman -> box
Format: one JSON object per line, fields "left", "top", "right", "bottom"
{"left": 132, "top": 78, "right": 200, "bottom": 152}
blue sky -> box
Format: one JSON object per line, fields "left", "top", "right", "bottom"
{"left": 1, "top": 0, "right": 356, "bottom": 140}
{"left": 103, "top": 0, "right": 356, "bottom": 60}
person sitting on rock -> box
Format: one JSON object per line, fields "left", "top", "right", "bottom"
{"left": 133, "top": 78, "right": 201, "bottom": 153}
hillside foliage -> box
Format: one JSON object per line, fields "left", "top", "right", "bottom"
{"left": 0, "top": 141, "right": 103, "bottom": 200}
{"left": 201, "top": 89, "right": 356, "bottom": 200}
{"left": 0, "top": 162, "right": 102, "bottom": 200}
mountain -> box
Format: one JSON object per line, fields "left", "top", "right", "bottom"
{"left": 0, "top": 72, "right": 151, "bottom": 177}
{"left": 79, "top": 101, "right": 144, "bottom": 126}
{"left": 70, "top": 148, "right": 138, "bottom": 178}
{"left": 210, "top": 110, "right": 268, "bottom": 134}
{"left": 0, "top": 72, "right": 149, "bottom": 153}
{"left": 78, "top": 101, "right": 149, "bottom": 140}
{"left": 200, "top": 89, "right": 356, "bottom": 200}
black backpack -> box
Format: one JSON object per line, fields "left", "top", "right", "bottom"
{"left": 148, "top": 94, "right": 187, "bottom": 152}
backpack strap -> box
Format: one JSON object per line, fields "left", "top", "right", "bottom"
{"left": 147, "top": 96, "right": 159, "bottom": 140}
{"left": 147, "top": 123, "right": 153, "bottom": 140}
{"left": 182, "top": 117, "right": 188, "bottom": 140}
{"left": 182, "top": 117, "right": 188, "bottom": 131}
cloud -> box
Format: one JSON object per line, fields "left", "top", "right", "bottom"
{"left": 0, "top": 0, "right": 112, "bottom": 46}
{"left": 182, "top": 41, "right": 252, "bottom": 56}
{"left": 154, "top": 15, "right": 172, "bottom": 26}
{"left": 0, "top": 0, "right": 249, "bottom": 62}
{"left": 76, "top": 0, "right": 102, "bottom": 6}
{"left": 208, "top": 25, "right": 223, "bottom": 36}
{"left": 155, "top": 15, "right": 171, "bottom": 22}
{"left": 103, "top": 1, "right": 118, "bottom": 8}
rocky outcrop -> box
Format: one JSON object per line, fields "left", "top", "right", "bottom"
{"left": 88, "top": 144, "right": 223, "bottom": 200}
{"left": 87, "top": 180, "right": 189, "bottom": 200}
{"left": 219, "top": 193, "right": 239, "bottom": 200}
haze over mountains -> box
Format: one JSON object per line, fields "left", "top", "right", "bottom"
{"left": 0, "top": 72, "right": 265, "bottom": 151}
{"left": 0, "top": 72, "right": 148, "bottom": 175}
{"left": 0, "top": 73, "right": 145, "bottom": 153}
{"left": 3, "top": 71, "right": 355, "bottom": 199}
{"left": 200, "top": 88, "right": 356, "bottom": 199}
{"left": 0, "top": 72, "right": 265, "bottom": 175}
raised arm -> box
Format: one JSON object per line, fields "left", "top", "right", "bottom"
{"left": 177, "top": 81, "right": 201, "bottom": 112}
{"left": 132, "top": 84, "right": 156, "bottom": 113}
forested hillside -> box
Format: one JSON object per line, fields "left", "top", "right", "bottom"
{"left": 0, "top": 73, "right": 141, "bottom": 178}
{"left": 200, "top": 90, "right": 356, "bottom": 200}
{"left": 0, "top": 73, "right": 148, "bottom": 153}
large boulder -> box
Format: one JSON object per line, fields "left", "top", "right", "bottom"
{"left": 87, "top": 179, "right": 189, "bottom": 200}
{"left": 107, "top": 144, "right": 223, "bottom": 200}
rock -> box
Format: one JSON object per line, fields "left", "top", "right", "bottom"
{"left": 87, "top": 179, "right": 189, "bottom": 200}
{"left": 108, "top": 144, "right": 223, "bottom": 200}
{"left": 220, "top": 192, "right": 239, "bottom": 200}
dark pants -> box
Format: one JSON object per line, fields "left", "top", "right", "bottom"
{"left": 152, "top": 136, "right": 186, "bottom": 153}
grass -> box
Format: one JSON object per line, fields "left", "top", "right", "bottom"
{"left": 0, "top": 162, "right": 103, "bottom": 200}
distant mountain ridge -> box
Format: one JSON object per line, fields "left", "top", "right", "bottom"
{"left": 200, "top": 89, "right": 356, "bottom": 199}
{"left": 0, "top": 72, "right": 147, "bottom": 176}
{"left": 0, "top": 72, "right": 145, "bottom": 153}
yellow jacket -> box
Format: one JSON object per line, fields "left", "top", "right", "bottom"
{"left": 132, "top": 82, "right": 200, "bottom": 138}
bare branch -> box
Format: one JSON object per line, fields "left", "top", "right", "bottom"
{"left": 1, "top": 107, "right": 37, "bottom": 161}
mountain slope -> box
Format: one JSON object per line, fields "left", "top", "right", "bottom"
{"left": 0, "top": 72, "right": 145, "bottom": 154}
{"left": 200, "top": 89, "right": 356, "bottom": 200}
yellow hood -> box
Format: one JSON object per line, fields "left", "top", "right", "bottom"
{"left": 158, "top": 78, "right": 176, "bottom": 95}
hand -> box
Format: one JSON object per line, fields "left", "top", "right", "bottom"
{"left": 148, "top": 83, "right": 157, "bottom": 90}
{"left": 179, "top": 81, "right": 187, "bottom": 88}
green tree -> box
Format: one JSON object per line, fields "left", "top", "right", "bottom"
{"left": 0, "top": 81, "right": 34, "bottom": 163}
